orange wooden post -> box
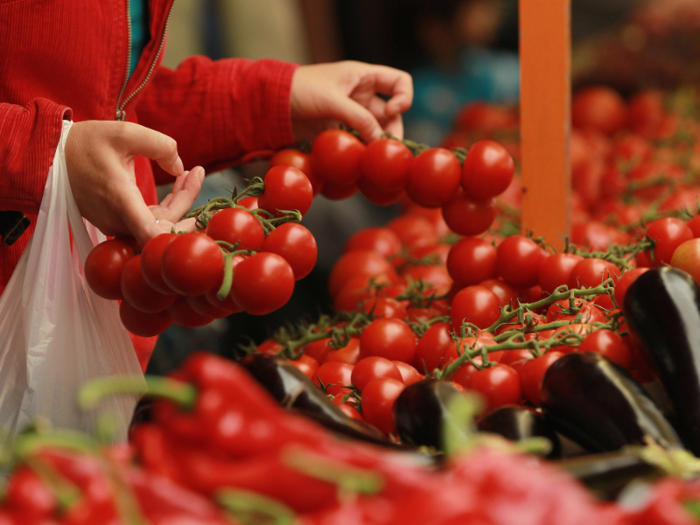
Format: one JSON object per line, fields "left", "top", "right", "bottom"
{"left": 519, "top": 0, "right": 571, "bottom": 251}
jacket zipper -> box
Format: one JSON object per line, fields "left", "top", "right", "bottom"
{"left": 115, "top": 1, "right": 175, "bottom": 121}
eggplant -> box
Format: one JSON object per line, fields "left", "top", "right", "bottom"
{"left": 393, "top": 379, "right": 473, "bottom": 451}
{"left": 624, "top": 267, "right": 700, "bottom": 456}
{"left": 477, "top": 405, "right": 562, "bottom": 458}
{"left": 540, "top": 352, "right": 681, "bottom": 453}
{"left": 239, "top": 354, "right": 393, "bottom": 447}
{"left": 554, "top": 449, "right": 662, "bottom": 500}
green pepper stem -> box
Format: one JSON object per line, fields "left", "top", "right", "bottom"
{"left": 78, "top": 376, "right": 197, "bottom": 412}
{"left": 217, "top": 489, "right": 297, "bottom": 525}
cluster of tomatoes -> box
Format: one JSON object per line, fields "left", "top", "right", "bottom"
{"left": 84, "top": 165, "right": 318, "bottom": 338}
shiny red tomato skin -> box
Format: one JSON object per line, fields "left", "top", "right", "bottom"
{"left": 538, "top": 253, "right": 584, "bottom": 295}
{"left": 320, "top": 181, "right": 359, "bottom": 200}
{"left": 359, "top": 138, "right": 414, "bottom": 190}
{"left": 140, "top": 233, "right": 179, "bottom": 295}
{"left": 406, "top": 148, "right": 461, "bottom": 208}
{"left": 328, "top": 250, "right": 396, "bottom": 297}
{"left": 258, "top": 165, "right": 313, "bottom": 218}
{"left": 313, "top": 362, "right": 354, "bottom": 397}
{"left": 579, "top": 330, "right": 632, "bottom": 369}
{"left": 496, "top": 236, "right": 547, "bottom": 289}
{"left": 362, "top": 377, "right": 405, "bottom": 435}
{"left": 161, "top": 233, "right": 224, "bottom": 297}
{"left": 311, "top": 129, "right": 366, "bottom": 184}
{"left": 262, "top": 223, "right": 317, "bottom": 280}
{"left": 166, "top": 296, "right": 214, "bottom": 328}
{"left": 357, "top": 176, "right": 406, "bottom": 206}
{"left": 351, "top": 357, "right": 402, "bottom": 392}
{"left": 121, "top": 255, "right": 177, "bottom": 313}
{"left": 442, "top": 190, "right": 496, "bottom": 236}
{"left": 466, "top": 363, "right": 523, "bottom": 412}
{"left": 387, "top": 215, "right": 438, "bottom": 248}
{"left": 569, "top": 258, "right": 620, "bottom": 289}
{"left": 413, "top": 322, "right": 453, "bottom": 372}
{"left": 322, "top": 339, "right": 361, "bottom": 366}
{"left": 461, "top": 140, "right": 514, "bottom": 200}
{"left": 392, "top": 361, "right": 424, "bottom": 386}
{"left": 85, "top": 238, "right": 135, "bottom": 300}
{"left": 344, "top": 227, "right": 402, "bottom": 258}
{"left": 614, "top": 268, "right": 650, "bottom": 310}
{"left": 670, "top": 239, "right": 700, "bottom": 285}
{"left": 645, "top": 217, "right": 694, "bottom": 266}
{"left": 478, "top": 278, "right": 519, "bottom": 309}
{"left": 269, "top": 148, "right": 324, "bottom": 195}
{"left": 359, "top": 318, "right": 417, "bottom": 364}
{"left": 447, "top": 237, "right": 497, "bottom": 286}
{"left": 451, "top": 285, "right": 501, "bottom": 331}
{"left": 519, "top": 352, "right": 565, "bottom": 406}
{"left": 288, "top": 354, "right": 320, "bottom": 379}
{"left": 119, "top": 300, "right": 172, "bottom": 337}
{"left": 206, "top": 208, "right": 265, "bottom": 251}
{"left": 204, "top": 255, "right": 245, "bottom": 314}
{"left": 230, "top": 252, "right": 295, "bottom": 315}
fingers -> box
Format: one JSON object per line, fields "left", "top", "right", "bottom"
{"left": 115, "top": 123, "right": 185, "bottom": 177}
{"left": 114, "top": 183, "right": 163, "bottom": 247}
{"left": 154, "top": 166, "right": 205, "bottom": 223}
{"left": 384, "top": 114, "right": 405, "bottom": 141}
{"left": 362, "top": 65, "right": 414, "bottom": 116}
{"left": 328, "top": 93, "right": 384, "bottom": 143}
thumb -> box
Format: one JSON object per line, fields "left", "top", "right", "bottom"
{"left": 114, "top": 182, "right": 163, "bottom": 247}
{"left": 115, "top": 123, "right": 185, "bottom": 177}
{"left": 326, "top": 93, "right": 384, "bottom": 143}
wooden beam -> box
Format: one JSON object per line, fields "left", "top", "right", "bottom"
{"left": 519, "top": 0, "right": 571, "bottom": 251}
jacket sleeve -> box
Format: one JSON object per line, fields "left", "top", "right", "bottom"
{"left": 135, "top": 57, "right": 298, "bottom": 185}
{"left": 0, "top": 99, "right": 72, "bottom": 215}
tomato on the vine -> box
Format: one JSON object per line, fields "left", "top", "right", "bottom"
{"left": 614, "top": 268, "right": 650, "bottom": 309}
{"left": 357, "top": 176, "right": 406, "bottom": 206}
{"left": 351, "top": 357, "right": 402, "bottom": 392}
{"left": 447, "top": 237, "right": 497, "bottom": 286}
{"left": 519, "top": 352, "right": 565, "bottom": 406}
{"left": 311, "top": 129, "right": 365, "bottom": 184}
{"left": 568, "top": 258, "right": 620, "bottom": 289}
{"left": 359, "top": 138, "right": 414, "bottom": 190}
{"left": 269, "top": 148, "right": 324, "bottom": 195}
{"left": 495, "top": 235, "right": 547, "bottom": 289}
{"left": 320, "top": 181, "right": 359, "bottom": 200}
{"left": 441, "top": 190, "right": 496, "bottom": 236}
{"left": 166, "top": 296, "right": 214, "bottom": 328}
{"left": 451, "top": 285, "right": 501, "bottom": 330}
{"left": 406, "top": 148, "right": 461, "bottom": 208}
{"left": 670, "top": 238, "right": 700, "bottom": 285}
{"left": 344, "top": 227, "right": 402, "bottom": 258}
{"left": 579, "top": 330, "right": 632, "bottom": 368}
{"left": 161, "top": 233, "right": 224, "bottom": 297}
{"left": 466, "top": 363, "right": 523, "bottom": 412}
{"left": 121, "top": 255, "right": 176, "bottom": 313}
{"left": 461, "top": 140, "right": 514, "bottom": 200}
{"left": 258, "top": 165, "right": 313, "bottom": 217}
{"left": 362, "top": 377, "right": 405, "bottom": 435}
{"left": 328, "top": 250, "right": 396, "bottom": 297}
{"left": 313, "top": 362, "right": 354, "bottom": 397}
{"left": 119, "top": 300, "right": 172, "bottom": 337}
{"left": 206, "top": 208, "right": 265, "bottom": 251}
{"left": 140, "top": 233, "right": 179, "bottom": 295}
{"left": 262, "top": 223, "right": 317, "bottom": 280}
{"left": 85, "top": 238, "right": 135, "bottom": 300}
{"left": 386, "top": 215, "right": 439, "bottom": 248}
{"left": 359, "top": 318, "right": 417, "bottom": 364}
{"left": 645, "top": 217, "right": 694, "bottom": 266}
{"left": 230, "top": 252, "right": 295, "bottom": 315}
{"left": 413, "top": 322, "right": 453, "bottom": 372}
{"left": 537, "top": 253, "right": 584, "bottom": 295}
{"left": 288, "top": 354, "right": 319, "bottom": 379}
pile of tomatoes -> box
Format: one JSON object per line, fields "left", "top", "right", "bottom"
{"left": 84, "top": 166, "right": 318, "bottom": 337}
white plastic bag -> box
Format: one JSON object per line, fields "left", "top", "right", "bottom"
{"left": 0, "top": 120, "right": 144, "bottom": 440}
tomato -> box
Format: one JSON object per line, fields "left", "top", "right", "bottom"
{"left": 121, "top": 255, "right": 176, "bottom": 313}
{"left": 579, "top": 330, "right": 632, "bottom": 369}
{"left": 85, "top": 238, "right": 135, "bottom": 300}
{"left": 611, "top": 134, "right": 652, "bottom": 165}
{"left": 519, "top": 351, "right": 565, "bottom": 406}
{"left": 361, "top": 377, "right": 405, "bottom": 435}
{"left": 572, "top": 85, "right": 627, "bottom": 136}
{"left": 496, "top": 235, "right": 547, "bottom": 289}
{"left": 466, "top": 363, "right": 523, "bottom": 412}
{"left": 230, "top": 252, "right": 295, "bottom": 315}
{"left": 405, "top": 305, "right": 441, "bottom": 324}
{"left": 569, "top": 258, "right": 620, "bottom": 289}
{"left": 546, "top": 298, "right": 606, "bottom": 324}
{"left": 461, "top": 140, "right": 514, "bottom": 200}
{"left": 205, "top": 208, "right": 265, "bottom": 251}
{"left": 119, "top": 300, "right": 172, "bottom": 337}
{"left": 406, "top": 148, "right": 461, "bottom": 208}
{"left": 319, "top": 181, "right": 359, "bottom": 200}
{"left": 237, "top": 196, "right": 259, "bottom": 210}
{"left": 313, "top": 362, "right": 354, "bottom": 397}
{"left": 187, "top": 295, "right": 233, "bottom": 319}
{"left": 479, "top": 278, "right": 519, "bottom": 309}
{"left": 688, "top": 215, "right": 700, "bottom": 238}
{"left": 359, "top": 318, "right": 417, "bottom": 364}
{"left": 455, "top": 102, "right": 517, "bottom": 133}
{"left": 328, "top": 250, "right": 396, "bottom": 297}
{"left": 413, "top": 322, "right": 453, "bottom": 372}
{"left": 451, "top": 285, "right": 501, "bottom": 331}
{"left": 351, "top": 357, "right": 402, "bottom": 392}
{"left": 537, "top": 253, "right": 584, "bottom": 295}
{"left": 446, "top": 337, "right": 499, "bottom": 383}
{"left": 391, "top": 361, "right": 423, "bottom": 386}
{"left": 628, "top": 90, "right": 665, "bottom": 138}
{"left": 402, "top": 265, "right": 452, "bottom": 296}
{"left": 356, "top": 297, "right": 406, "bottom": 319}
{"left": 332, "top": 273, "right": 393, "bottom": 312}
{"left": 499, "top": 349, "right": 535, "bottom": 373}
{"left": 139, "top": 233, "right": 179, "bottom": 295}
{"left": 258, "top": 165, "right": 313, "bottom": 217}
{"left": 161, "top": 233, "right": 224, "bottom": 297}
{"left": 288, "top": 354, "right": 320, "bottom": 379}
{"left": 359, "top": 138, "right": 414, "bottom": 190}
{"left": 269, "top": 148, "right": 324, "bottom": 195}
{"left": 614, "top": 268, "right": 650, "bottom": 309}
{"left": 166, "top": 296, "right": 214, "bottom": 328}
{"left": 262, "top": 223, "right": 317, "bottom": 280}
{"left": 304, "top": 338, "right": 334, "bottom": 363}
{"left": 203, "top": 255, "right": 245, "bottom": 314}
{"left": 311, "top": 129, "right": 365, "bottom": 184}
{"left": 257, "top": 338, "right": 283, "bottom": 355}
{"left": 592, "top": 293, "right": 614, "bottom": 310}
{"left": 357, "top": 176, "right": 406, "bottom": 206}
{"left": 410, "top": 243, "right": 451, "bottom": 266}
{"left": 447, "top": 237, "right": 497, "bottom": 286}
{"left": 323, "top": 339, "right": 361, "bottom": 365}
{"left": 335, "top": 402, "right": 363, "bottom": 420}
{"left": 551, "top": 323, "right": 595, "bottom": 354}
{"left": 386, "top": 215, "right": 438, "bottom": 248}
{"left": 441, "top": 190, "right": 496, "bottom": 236}
{"left": 670, "top": 238, "right": 700, "bottom": 285}
{"left": 344, "top": 227, "right": 402, "bottom": 258}
{"left": 646, "top": 217, "right": 694, "bottom": 266}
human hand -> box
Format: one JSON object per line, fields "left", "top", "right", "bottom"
{"left": 65, "top": 121, "right": 204, "bottom": 246}
{"left": 290, "top": 61, "right": 413, "bottom": 143}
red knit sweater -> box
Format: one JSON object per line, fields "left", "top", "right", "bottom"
{"left": 0, "top": 0, "right": 298, "bottom": 368}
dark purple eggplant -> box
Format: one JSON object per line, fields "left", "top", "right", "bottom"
{"left": 393, "top": 379, "right": 473, "bottom": 451}
{"left": 239, "top": 353, "right": 393, "bottom": 447}
{"left": 541, "top": 352, "right": 681, "bottom": 452}
{"left": 624, "top": 266, "right": 700, "bottom": 456}
{"left": 477, "top": 405, "right": 562, "bottom": 458}
{"left": 554, "top": 449, "right": 662, "bottom": 500}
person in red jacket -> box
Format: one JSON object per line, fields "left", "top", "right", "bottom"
{"left": 0, "top": 1, "right": 412, "bottom": 366}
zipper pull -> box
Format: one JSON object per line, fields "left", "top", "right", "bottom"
{"left": 116, "top": 109, "right": 127, "bottom": 121}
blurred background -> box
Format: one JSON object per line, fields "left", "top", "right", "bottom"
{"left": 148, "top": 0, "right": 700, "bottom": 375}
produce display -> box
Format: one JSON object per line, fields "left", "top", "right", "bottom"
{"left": 50, "top": 84, "right": 700, "bottom": 523}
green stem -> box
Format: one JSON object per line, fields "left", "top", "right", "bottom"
{"left": 78, "top": 376, "right": 197, "bottom": 412}
{"left": 217, "top": 489, "right": 297, "bottom": 525}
